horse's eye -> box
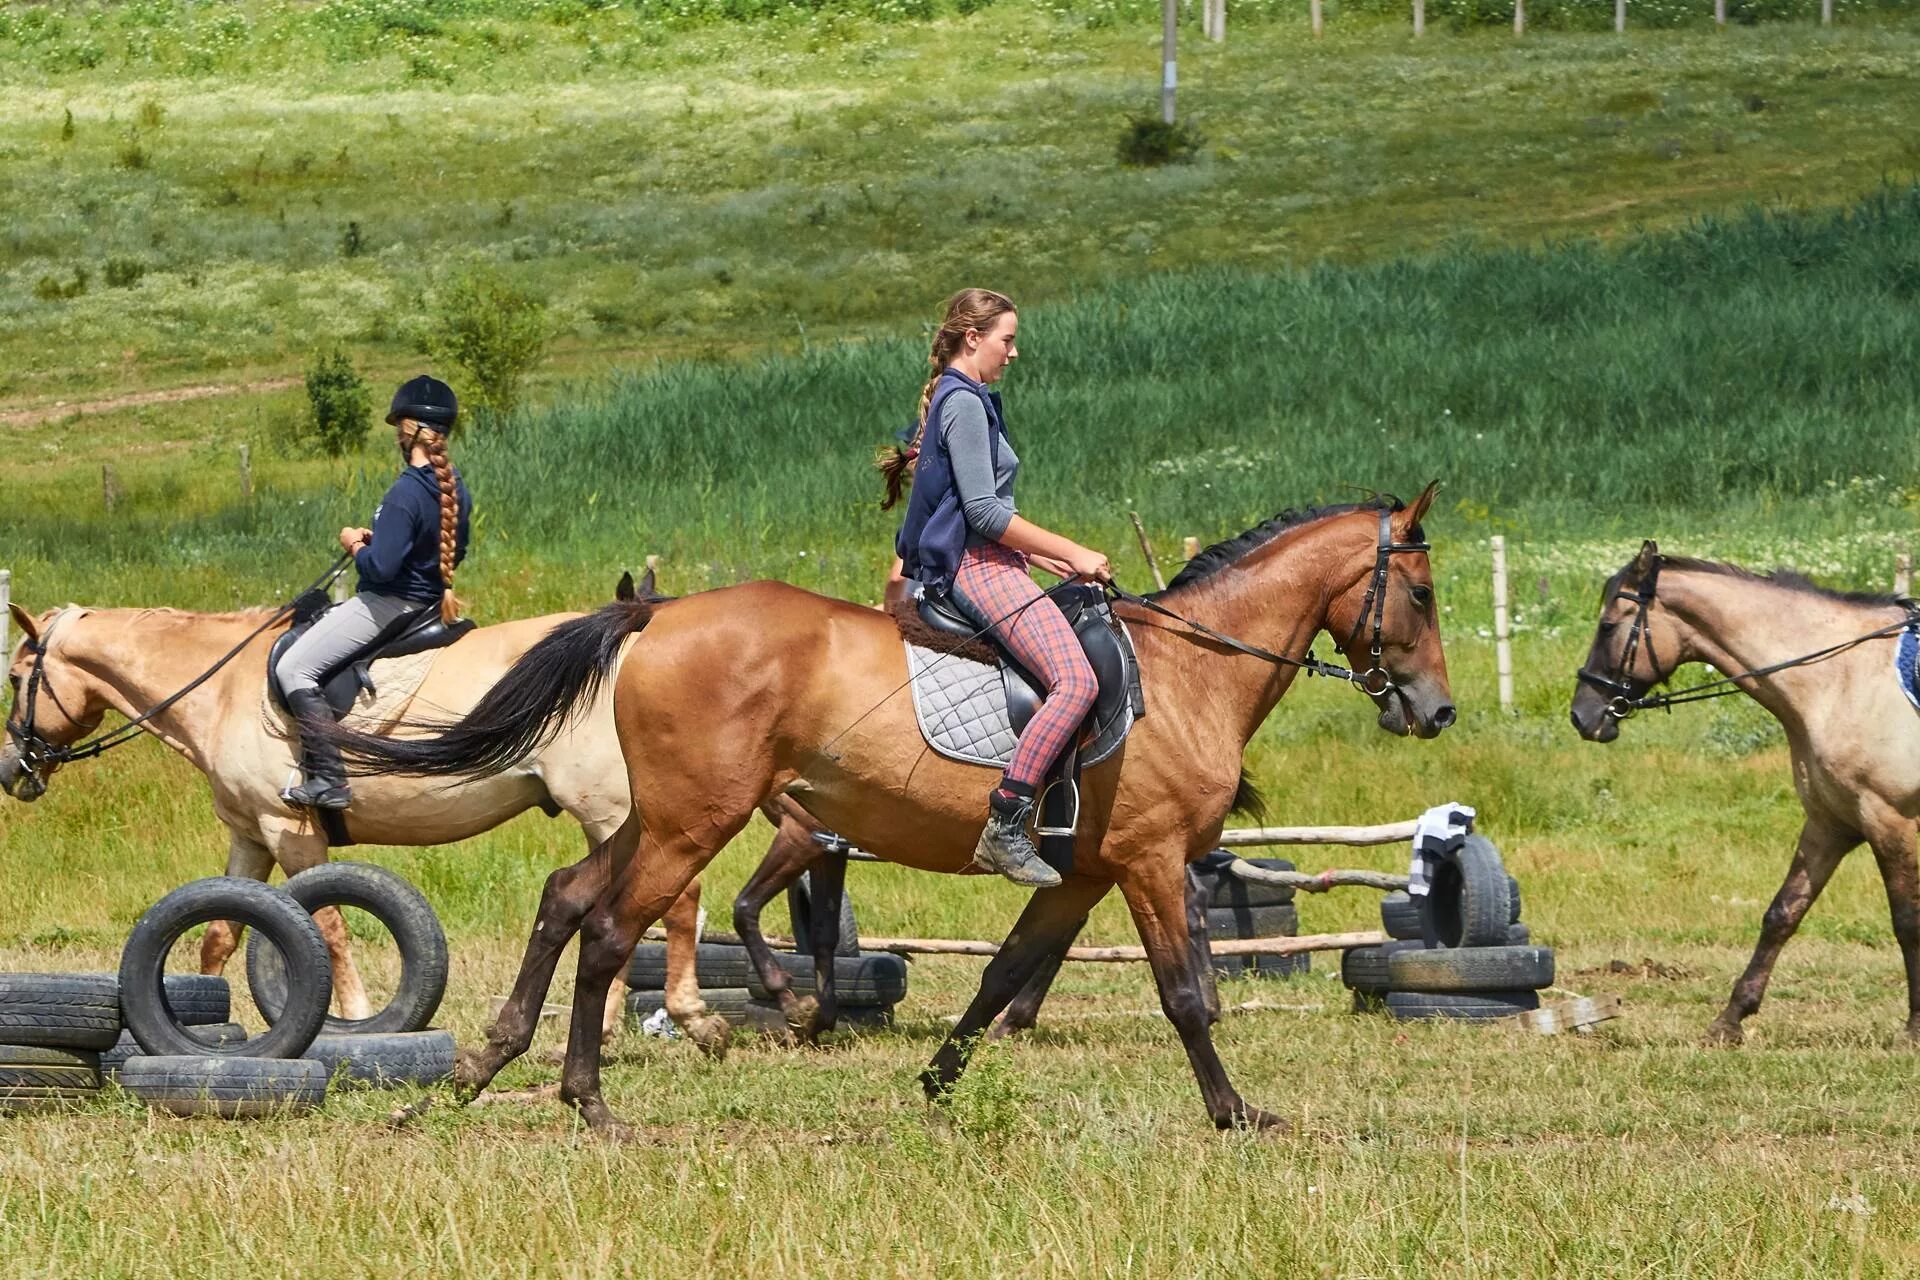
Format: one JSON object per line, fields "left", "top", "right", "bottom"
{"left": 1409, "top": 585, "right": 1433, "bottom": 610}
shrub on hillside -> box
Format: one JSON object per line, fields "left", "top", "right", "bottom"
{"left": 1117, "top": 113, "right": 1202, "bottom": 168}
{"left": 303, "top": 348, "right": 373, "bottom": 458}
{"left": 422, "top": 267, "right": 551, "bottom": 425}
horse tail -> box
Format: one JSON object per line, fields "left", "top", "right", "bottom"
{"left": 319, "top": 600, "right": 653, "bottom": 779}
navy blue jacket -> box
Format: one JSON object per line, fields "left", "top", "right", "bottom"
{"left": 894, "top": 369, "right": 1006, "bottom": 594}
{"left": 355, "top": 464, "right": 472, "bottom": 602}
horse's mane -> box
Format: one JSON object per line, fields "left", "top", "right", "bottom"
{"left": 1660, "top": 556, "right": 1906, "bottom": 608}
{"left": 1157, "top": 497, "right": 1412, "bottom": 598}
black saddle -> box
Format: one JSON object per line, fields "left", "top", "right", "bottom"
{"left": 267, "top": 592, "right": 475, "bottom": 716}
{"left": 916, "top": 583, "right": 1146, "bottom": 873}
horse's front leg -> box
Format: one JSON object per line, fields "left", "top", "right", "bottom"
{"left": 921, "top": 878, "right": 1110, "bottom": 1097}
{"left": 1706, "top": 814, "right": 1856, "bottom": 1046}
{"left": 989, "top": 921, "right": 1084, "bottom": 1040}
{"left": 1118, "top": 855, "right": 1281, "bottom": 1131}
{"left": 804, "top": 851, "right": 849, "bottom": 1036}
{"left": 264, "top": 824, "right": 373, "bottom": 1020}
{"left": 733, "top": 814, "right": 824, "bottom": 1040}
{"left": 1860, "top": 808, "right": 1920, "bottom": 1042}
{"left": 200, "top": 830, "right": 275, "bottom": 974}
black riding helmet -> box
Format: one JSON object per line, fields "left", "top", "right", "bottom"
{"left": 386, "top": 374, "right": 458, "bottom": 432}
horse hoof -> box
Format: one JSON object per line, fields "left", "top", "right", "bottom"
{"left": 686, "top": 1014, "right": 732, "bottom": 1059}
{"left": 386, "top": 1095, "right": 435, "bottom": 1128}
{"left": 785, "top": 996, "right": 822, "bottom": 1042}
{"left": 1702, "top": 1019, "right": 1745, "bottom": 1047}
{"left": 1217, "top": 1106, "right": 1290, "bottom": 1133}
{"left": 987, "top": 1017, "right": 1028, "bottom": 1042}
{"left": 452, "top": 1047, "right": 500, "bottom": 1093}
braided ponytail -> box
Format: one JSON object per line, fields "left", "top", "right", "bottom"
{"left": 876, "top": 288, "right": 1016, "bottom": 511}
{"left": 398, "top": 419, "right": 462, "bottom": 624}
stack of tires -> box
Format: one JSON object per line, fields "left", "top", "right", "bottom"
{"left": 1342, "top": 835, "right": 1553, "bottom": 1021}
{"left": 2, "top": 863, "right": 453, "bottom": 1119}
{"left": 625, "top": 876, "right": 908, "bottom": 1033}
{"left": 1192, "top": 853, "right": 1308, "bottom": 979}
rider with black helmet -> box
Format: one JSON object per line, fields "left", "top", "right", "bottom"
{"left": 276, "top": 375, "right": 472, "bottom": 811}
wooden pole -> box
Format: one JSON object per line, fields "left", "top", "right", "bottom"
{"left": 1714, "top": 0, "right": 1724, "bottom": 26}
{"left": 1492, "top": 534, "right": 1514, "bottom": 713}
{"left": 1182, "top": 536, "right": 1200, "bottom": 560}
{"left": 1413, "top": 0, "right": 1425, "bottom": 36}
{"left": 1128, "top": 512, "right": 1167, "bottom": 590}
{"left": 1821, "top": 0, "right": 1832, "bottom": 25}
{"left": 1514, "top": 0, "right": 1525, "bottom": 35}
{"left": 238, "top": 444, "right": 252, "bottom": 504}
{"left": 101, "top": 464, "right": 118, "bottom": 513}
{"left": 1310, "top": 0, "right": 1323, "bottom": 37}
{"left": 1215, "top": 0, "right": 1225, "bottom": 42}
{"left": 1896, "top": 552, "right": 1912, "bottom": 598}
{"left": 1162, "top": 0, "right": 1177, "bottom": 124}
{"left": 1, "top": 569, "right": 10, "bottom": 660}
{"left": 1615, "top": 0, "right": 1625, "bottom": 33}
{"left": 643, "top": 923, "right": 1390, "bottom": 963}
{"left": 1218, "top": 819, "right": 1417, "bottom": 847}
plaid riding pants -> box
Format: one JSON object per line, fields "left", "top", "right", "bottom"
{"left": 950, "top": 543, "right": 1098, "bottom": 789}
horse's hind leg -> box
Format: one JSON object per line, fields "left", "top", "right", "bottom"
{"left": 658, "top": 875, "right": 731, "bottom": 1056}
{"left": 201, "top": 831, "right": 274, "bottom": 974}
{"left": 1859, "top": 809, "right": 1920, "bottom": 1041}
{"left": 1706, "top": 814, "right": 1856, "bottom": 1046}
{"left": 922, "top": 878, "right": 1110, "bottom": 1098}
{"left": 1185, "top": 863, "right": 1222, "bottom": 1025}
{"left": 454, "top": 815, "right": 637, "bottom": 1100}
{"left": 990, "top": 920, "right": 1085, "bottom": 1040}
{"left": 733, "top": 811, "right": 824, "bottom": 1040}
{"left": 804, "top": 851, "right": 849, "bottom": 1036}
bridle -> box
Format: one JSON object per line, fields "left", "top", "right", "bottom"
{"left": 1114, "top": 507, "right": 1433, "bottom": 699}
{"left": 5, "top": 555, "right": 353, "bottom": 785}
{"left": 1577, "top": 549, "right": 1919, "bottom": 721}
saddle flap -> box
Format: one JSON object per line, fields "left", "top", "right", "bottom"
{"left": 268, "top": 602, "right": 473, "bottom": 716}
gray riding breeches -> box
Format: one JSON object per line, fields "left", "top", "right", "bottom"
{"left": 273, "top": 591, "right": 422, "bottom": 696}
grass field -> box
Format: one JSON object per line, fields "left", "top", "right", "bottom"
{"left": 9, "top": 6, "right": 1920, "bottom": 1278}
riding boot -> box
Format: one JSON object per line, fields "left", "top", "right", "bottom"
{"left": 281, "top": 687, "right": 353, "bottom": 811}
{"left": 973, "top": 788, "right": 1062, "bottom": 889}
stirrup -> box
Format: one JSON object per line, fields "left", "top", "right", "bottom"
{"left": 283, "top": 777, "right": 352, "bottom": 811}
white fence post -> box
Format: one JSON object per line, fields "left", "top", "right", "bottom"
{"left": 238, "top": 444, "right": 252, "bottom": 504}
{"left": 1514, "top": 0, "right": 1525, "bottom": 35}
{"left": 1615, "top": 0, "right": 1626, "bottom": 33}
{"left": 1, "top": 568, "right": 11, "bottom": 658}
{"left": 1413, "top": 0, "right": 1425, "bottom": 36}
{"left": 1714, "top": 0, "right": 1725, "bottom": 25}
{"left": 1821, "top": 0, "right": 1833, "bottom": 25}
{"left": 1311, "top": 0, "right": 1323, "bottom": 37}
{"left": 1491, "top": 535, "right": 1514, "bottom": 714}
{"left": 1896, "top": 552, "right": 1912, "bottom": 598}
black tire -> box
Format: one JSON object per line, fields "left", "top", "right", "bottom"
{"left": 626, "top": 988, "right": 758, "bottom": 1021}
{"left": 741, "top": 999, "right": 894, "bottom": 1033}
{"left": 1383, "top": 990, "right": 1540, "bottom": 1021}
{"left": 1423, "top": 835, "right": 1511, "bottom": 949}
{"left": 102, "top": 1023, "right": 247, "bottom": 1079}
{"left": 1380, "top": 892, "right": 1423, "bottom": 942}
{"left": 1204, "top": 855, "right": 1295, "bottom": 908}
{"left": 118, "top": 1055, "right": 329, "bottom": 1118}
{"left": 786, "top": 872, "right": 860, "bottom": 958}
{"left": 0, "top": 1045, "right": 103, "bottom": 1101}
{"left": 745, "top": 951, "right": 909, "bottom": 1004}
{"left": 121, "top": 877, "right": 330, "bottom": 1060}
{"left": 1507, "top": 923, "right": 1531, "bottom": 945}
{"left": 304, "top": 1030, "right": 454, "bottom": 1087}
{"left": 1340, "top": 940, "right": 1426, "bottom": 994}
{"left": 162, "top": 974, "right": 231, "bottom": 1027}
{"left": 1205, "top": 902, "right": 1299, "bottom": 939}
{"left": 248, "top": 861, "right": 447, "bottom": 1035}
{"left": 1508, "top": 875, "right": 1523, "bottom": 924}
{"left": 1214, "top": 951, "right": 1312, "bottom": 980}
{"left": 0, "top": 973, "right": 120, "bottom": 1050}
{"left": 626, "top": 942, "right": 756, "bottom": 990}
{"left": 1386, "top": 945, "right": 1555, "bottom": 994}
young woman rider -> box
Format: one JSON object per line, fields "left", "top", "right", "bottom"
{"left": 276, "top": 375, "right": 471, "bottom": 811}
{"left": 882, "top": 289, "right": 1112, "bottom": 889}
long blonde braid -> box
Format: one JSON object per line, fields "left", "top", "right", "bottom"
{"left": 399, "top": 419, "right": 463, "bottom": 624}
{"left": 876, "top": 288, "right": 1016, "bottom": 511}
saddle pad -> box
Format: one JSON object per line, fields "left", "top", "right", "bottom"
{"left": 260, "top": 649, "right": 440, "bottom": 737}
{"left": 905, "top": 641, "right": 1135, "bottom": 770}
{"left": 1897, "top": 626, "right": 1920, "bottom": 715}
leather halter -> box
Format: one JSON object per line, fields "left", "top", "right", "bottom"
{"left": 1116, "top": 506, "right": 1431, "bottom": 698}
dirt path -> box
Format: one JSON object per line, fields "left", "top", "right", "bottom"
{"left": 0, "top": 376, "right": 303, "bottom": 428}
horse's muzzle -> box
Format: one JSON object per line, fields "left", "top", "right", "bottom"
{"left": 1376, "top": 677, "right": 1455, "bottom": 740}
{"left": 1569, "top": 686, "right": 1620, "bottom": 743}
{"left": 0, "top": 748, "right": 45, "bottom": 801}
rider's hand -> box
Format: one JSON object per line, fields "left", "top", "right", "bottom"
{"left": 1064, "top": 546, "right": 1112, "bottom": 583}
{"left": 339, "top": 526, "right": 371, "bottom": 553}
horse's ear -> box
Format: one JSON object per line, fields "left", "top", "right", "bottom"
{"left": 8, "top": 604, "right": 37, "bottom": 645}
{"left": 1399, "top": 480, "right": 1439, "bottom": 535}
{"left": 1634, "top": 540, "right": 1659, "bottom": 575}
{"left": 637, "top": 565, "right": 657, "bottom": 598}
{"left": 615, "top": 571, "right": 635, "bottom": 603}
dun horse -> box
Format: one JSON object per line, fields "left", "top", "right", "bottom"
{"left": 1572, "top": 541, "right": 1920, "bottom": 1044}
{"left": 328, "top": 491, "right": 1455, "bottom": 1134}
{"left": 2, "top": 598, "right": 723, "bottom": 1050}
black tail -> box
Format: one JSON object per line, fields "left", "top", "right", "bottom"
{"left": 317, "top": 600, "right": 652, "bottom": 779}
{"left": 1229, "top": 767, "right": 1267, "bottom": 821}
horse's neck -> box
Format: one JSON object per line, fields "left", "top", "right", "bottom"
{"left": 1134, "top": 527, "right": 1346, "bottom": 750}
{"left": 62, "top": 610, "right": 271, "bottom": 765}
{"left": 1663, "top": 573, "right": 1903, "bottom": 726}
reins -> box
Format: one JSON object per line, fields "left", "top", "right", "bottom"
{"left": 6, "top": 553, "right": 354, "bottom": 774}
{"left": 1578, "top": 551, "right": 1920, "bottom": 720}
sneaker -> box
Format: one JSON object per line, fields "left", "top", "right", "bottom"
{"left": 282, "top": 777, "right": 353, "bottom": 811}
{"left": 973, "top": 795, "right": 1062, "bottom": 888}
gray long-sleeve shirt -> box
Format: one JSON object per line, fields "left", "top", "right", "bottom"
{"left": 941, "top": 392, "right": 1018, "bottom": 545}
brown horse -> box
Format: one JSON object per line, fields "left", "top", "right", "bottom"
{"left": 2, "top": 598, "right": 724, "bottom": 1051}
{"left": 327, "top": 491, "right": 1454, "bottom": 1134}
{"left": 1571, "top": 541, "right": 1920, "bottom": 1044}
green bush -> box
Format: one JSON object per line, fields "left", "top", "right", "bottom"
{"left": 1117, "top": 113, "right": 1203, "bottom": 168}
{"left": 103, "top": 258, "right": 147, "bottom": 289}
{"left": 423, "top": 266, "right": 552, "bottom": 425}
{"left": 33, "top": 268, "right": 88, "bottom": 301}
{"left": 302, "top": 348, "right": 374, "bottom": 458}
